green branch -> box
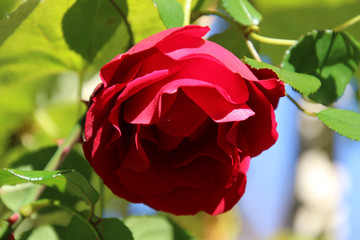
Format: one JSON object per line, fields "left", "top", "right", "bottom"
{"left": 249, "top": 32, "right": 297, "bottom": 46}
{"left": 333, "top": 14, "right": 360, "bottom": 32}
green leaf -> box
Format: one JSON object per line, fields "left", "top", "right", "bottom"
{"left": 62, "top": 0, "right": 128, "bottom": 62}
{"left": 152, "top": 0, "right": 184, "bottom": 28}
{"left": 124, "top": 215, "right": 193, "bottom": 240}
{"left": 19, "top": 225, "right": 60, "bottom": 240}
{"left": 0, "top": 147, "right": 93, "bottom": 212}
{"left": 0, "top": 168, "right": 99, "bottom": 207}
{"left": 282, "top": 30, "right": 360, "bottom": 106}
{"left": 100, "top": 218, "right": 134, "bottom": 240}
{"left": 317, "top": 108, "right": 360, "bottom": 141}
{"left": 0, "top": 0, "right": 39, "bottom": 46}
{"left": 209, "top": 24, "right": 252, "bottom": 59}
{"left": 0, "top": 220, "right": 11, "bottom": 240}
{"left": 0, "top": 0, "right": 83, "bottom": 85}
{"left": 64, "top": 217, "right": 134, "bottom": 240}
{"left": 86, "top": 21, "right": 130, "bottom": 76}
{"left": 63, "top": 216, "right": 96, "bottom": 240}
{"left": 125, "top": 216, "right": 172, "bottom": 240}
{"left": 0, "top": 183, "right": 41, "bottom": 212}
{"left": 127, "top": 0, "right": 165, "bottom": 42}
{"left": 222, "top": 0, "right": 262, "bottom": 26}
{"left": 243, "top": 57, "right": 321, "bottom": 94}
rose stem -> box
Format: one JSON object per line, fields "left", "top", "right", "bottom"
{"left": 333, "top": 14, "right": 360, "bottom": 32}
{"left": 249, "top": 32, "right": 297, "bottom": 46}
{"left": 183, "top": 0, "right": 192, "bottom": 26}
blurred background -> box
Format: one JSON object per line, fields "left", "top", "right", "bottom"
{"left": 0, "top": 0, "right": 359, "bottom": 239}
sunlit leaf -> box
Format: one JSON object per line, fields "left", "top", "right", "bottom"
{"left": 62, "top": 0, "right": 128, "bottom": 62}
{"left": 0, "top": 147, "right": 93, "bottom": 212}
{"left": 1, "top": 183, "right": 40, "bottom": 212}
{"left": 19, "top": 225, "right": 60, "bottom": 240}
{"left": 0, "top": 0, "right": 39, "bottom": 46}
{"left": 0, "top": 0, "right": 83, "bottom": 85}
{"left": 317, "top": 108, "right": 360, "bottom": 141}
{"left": 243, "top": 57, "right": 321, "bottom": 94}
{"left": 282, "top": 30, "right": 360, "bottom": 105}
{"left": 124, "top": 215, "right": 193, "bottom": 240}
{"left": 127, "top": 0, "right": 165, "bottom": 42}
{"left": 222, "top": 0, "right": 262, "bottom": 26}
{"left": 125, "top": 216, "right": 172, "bottom": 240}
{"left": 0, "top": 168, "right": 99, "bottom": 206}
{"left": 152, "top": 0, "right": 184, "bottom": 28}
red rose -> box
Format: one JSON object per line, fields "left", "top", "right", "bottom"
{"left": 83, "top": 25, "right": 285, "bottom": 215}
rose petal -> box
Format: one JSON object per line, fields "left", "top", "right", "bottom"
{"left": 156, "top": 90, "right": 208, "bottom": 136}
{"left": 246, "top": 66, "right": 285, "bottom": 108}
{"left": 239, "top": 81, "right": 279, "bottom": 157}
{"left": 173, "top": 57, "right": 250, "bottom": 104}
{"left": 120, "top": 125, "right": 150, "bottom": 172}
{"left": 84, "top": 83, "right": 125, "bottom": 141}
{"left": 204, "top": 172, "right": 247, "bottom": 215}
{"left": 160, "top": 39, "right": 258, "bottom": 82}
{"left": 143, "top": 186, "right": 211, "bottom": 215}
{"left": 182, "top": 86, "right": 255, "bottom": 123}
{"left": 131, "top": 25, "right": 209, "bottom": 53}
{"left": 116, "top": 167, "right": 176, "bottom": 196}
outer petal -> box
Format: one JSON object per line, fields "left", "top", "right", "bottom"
{"left": 159, "top": 38, "right": 258, "bottom": 82}
{"left": 239, "top": 81, "right": 279, "bottom": 157}
{"left": 246, "top": 66, "right": 285, "bottom": 108}
{"left": 100, "top": 25, "right": 209, "bottom": 87}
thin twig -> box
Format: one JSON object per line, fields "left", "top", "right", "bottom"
{"left": 285, "top": 92, "right": 316, "bottom": 117}
{"left": 333, "top": 14, "right": 360, "bottom": 32}
{"left": 183, "top": 0, "right": 192, "bottom": 26}
{"left": 249, "top": 32, "right": 297, "bottom": 46}
{"left": 245, "top": 39, "right": 262, "bottom": 62}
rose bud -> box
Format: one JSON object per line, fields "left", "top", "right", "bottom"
{"left": 83, "top": 25, "right": 285, "bottom": 215}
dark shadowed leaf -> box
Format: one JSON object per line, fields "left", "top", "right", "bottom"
{"left": 317, "top": 108, "right": 360, "bottom": 141}
{"left": 0, "top": 168, "right": 99, "bottom": 207}
{"left": 243, "top": 57, "right": 321, "bottom": 94}
{"left": 222, "top": 0, "right": 262, "bottom": 26}
{"left": 100, "top": 218, "right": 134, "bottom": 240}
{"left": 209, "top": 24, "right": 252, "bottom": 59}
{"left": 282, "top": 30, "right": 360, "bottom": 106}
{"left": 0, "top": 220, "right": 11, "bottom": 240}
{"left": 19, "top": 225, "right": 60, "bottom": 240}
{"left": 62, "top": 0, "right": 128, "bottom": 62}
{"left": 64, "top": 216, "right": 133, "bottom": 240}
{"left": 152, "top": 0, "right": 184, "bottom": 28}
